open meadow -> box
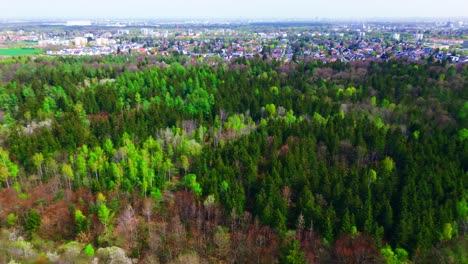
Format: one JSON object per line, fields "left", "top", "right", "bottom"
{"left": 0, "top": 48, "right": 42, "bottom": 56}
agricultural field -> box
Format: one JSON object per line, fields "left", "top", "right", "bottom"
{"left": 0, "top": 48, "right": 42, "bottom": 56}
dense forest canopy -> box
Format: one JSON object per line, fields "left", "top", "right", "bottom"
{"left": 0, "top": 54, "right": 466, "bottom": 263}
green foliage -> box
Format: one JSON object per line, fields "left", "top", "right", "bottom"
{"left": 0, "top": 93, "right": 18, "bottom": 111}
{"left": 74, "top": 210, "right": 89, "bottom": 234}
{"left": 457, "top": 199, "right": 468, "bottom": 220}
{"left": 220, "top": 180, "right": 229, "bottom": 192}
{"left": 180, "top": 155, "right": 189, "bottom": 174}
{"left": 7, "top": 213, "right": 18, "bottom": 227}
{"left": 84, "top": 244, "right": 95, "bottom": 257}
{"left": 265, "top": 103, "right": 277, "bottom": 117}
{"left": 225, "top": 114, "right": 245, "bottom": 132}
{"left": 281, "top": 238, "right": 306, "bottom": 264}
{"left": 374, "top": 117, "right": 385, "bottom": 129}
{"left": 440, "top": 222, "right": 458, "bottom": 241}
{"left": 381, "top": 98, "right": 390, "bottom": 107}
{"left": 182, "top": 174, "right": 202, "bottom": 196}
{"left": 96, "top": 193, "right": 106, "bottom": 205}
{"left": 459, "top": 128, "right": 468, "bottom": 141}
{"left": 98, "top": 204, "right": 111, "bottom": 228}
{"left": 368, "top": 169, "right": 377, "bottom": 182}
{"left": 150, "top": 188, "right": 162, "bottom": 201}
{"left": 0, "top": 56, "right": 466, "bottom": 262}
{"left": 345, "top": 86, "right": 356, "bottom": 97}
{"left": 381, "top": 244, "right": 409, "bottom": 264}
{"left": 2, "top": 113, "right": 16, "bottom": 126}
{"left": 270, "top": 86, "right": 279, "bottom": 96}
{"left": 381, "top": 157, "right": 395, "bottom": 174}
{"left": 458, "top": 102, "right": 468, "bottom": 120}
{"left": 0, "top": 147, "right": 19, "bottom": 187}
{"left": 285, "top": 109, "right": 297, "bottom": 126}
{"left": 12, "top": 181, "right": 21, "bottom": 193}
{"left": 24, "top": 210, "right": 41, "bottom": 235}
{"left": 313, "top": 112, "right": 327, "bottom": 125}
{"left": 53, "top": 190, "right": 64, "bottom": 201}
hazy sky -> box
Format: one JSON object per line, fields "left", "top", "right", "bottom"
{"left": 2, "top": 0, "right": 468, "bottom": 19}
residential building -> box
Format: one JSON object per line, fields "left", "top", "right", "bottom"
{"left": 414, "top": 34, "right": 424, "bottom": 41}
{"left": 74, "top": 37, "right": 88, "bottom": 47}
{"left": 96, "top": 38, "right": 109, "bottom": 46}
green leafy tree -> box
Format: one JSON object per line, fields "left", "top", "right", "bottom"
{"left": 182, "top": 173, "right": 202, "bottom": 196}
{"left": 285, "top": 109, "right": 296, "bottom": 127}
{"left": 61, "top": 163, "right": 74, "bottom": 191}
{"left": 440, "top": 222, "right": 456, "bottom": 241}
{"left": 281, "top": 238, "right": 306, "bottom": 264}
{"left": 98, "top": 204, "right": 112, "bottom": 229}
{"left": 32, "top": 152, "right": 44, "bottom": 180}
{"left": 25, "top": 209, "right": 41, "bottom": 236}
{"left": 75, "top": 209, "right": 89, "bottom": 234}
{"left": 381, "top": 244, "right": 409, "bottom": 264}
{"left": 265, "top": 104, "right": 277, "bottom": 118}
{"left": 0, "top": 147, "right": 19, "bottom": 188}
{"left": 313, "top": 112, "right": 327, "bottom": 125}
{"left": 180, "top": 155, "right": 189, "bottom": 175}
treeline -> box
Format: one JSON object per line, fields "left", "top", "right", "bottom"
{"left": 0, "top": 55, "right": 466, "bottom": 263}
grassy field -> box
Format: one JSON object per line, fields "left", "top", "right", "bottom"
{"left": 0, "top": 48, "right": 42, "bottom": 56}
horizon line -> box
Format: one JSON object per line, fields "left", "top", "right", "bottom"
{"left": 2, "top": 16, "right": 468, "bottom": 22}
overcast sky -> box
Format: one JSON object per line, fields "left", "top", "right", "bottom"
{"left": 2, "top": 0, "right": 468, "bottom": 20}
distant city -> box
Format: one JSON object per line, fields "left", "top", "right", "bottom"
{"left": 0, "top": 18, "right": 467, "bottom": 63}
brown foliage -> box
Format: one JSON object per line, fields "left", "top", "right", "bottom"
{"left": 0, "top": 180, "right": 76, "bottom": 240}
{"left": 38, "top": 198, "right": 74, "bottom": 240}
{"left": 298, "top": 230, "right": 329, "bottom": 263}
{"left": 115, "top": 206, "right": 140, "bottom": 252}
{"left": 333, "top": 234, "right": 383, "bottom": 264}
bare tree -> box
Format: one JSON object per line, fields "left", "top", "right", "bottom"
{"left": 182, "top": 120, "right": 197, "bottom": 136}
{"left": 116, "top": 206, "right": 139, "bottom": 252}
{"left": 142, "top": 198, "right": 154, "bottom": 223}
{"left": 168, "top": 215, "right": 186, "bottom": 257}
{"left": 218, "top": 109, "right": 227, "bottom": 126}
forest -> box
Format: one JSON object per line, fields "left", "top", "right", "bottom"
{"left": 0, "top": 54, "right": 466, "bottom": 263}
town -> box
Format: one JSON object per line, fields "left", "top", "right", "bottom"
{"left": 0, "top": 19, "right": 467, "bottom": 64}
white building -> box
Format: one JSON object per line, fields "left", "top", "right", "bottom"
{"left": 392, "top": 33, "right": 400, "bottom": 41}
{"left": 414, "top": 34, "right": 424, "bottom": 41}
{"left": 141, "top": 28, "right": 153, "bottom": 36}
{"left": 39, "top": 39, "right": 70, "bottom": 46}
{"left": 96, "top": 38, "right": 109, "bottom": 46}
{"left": 74, "top": 37, "right": 88, "bottom": 47}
